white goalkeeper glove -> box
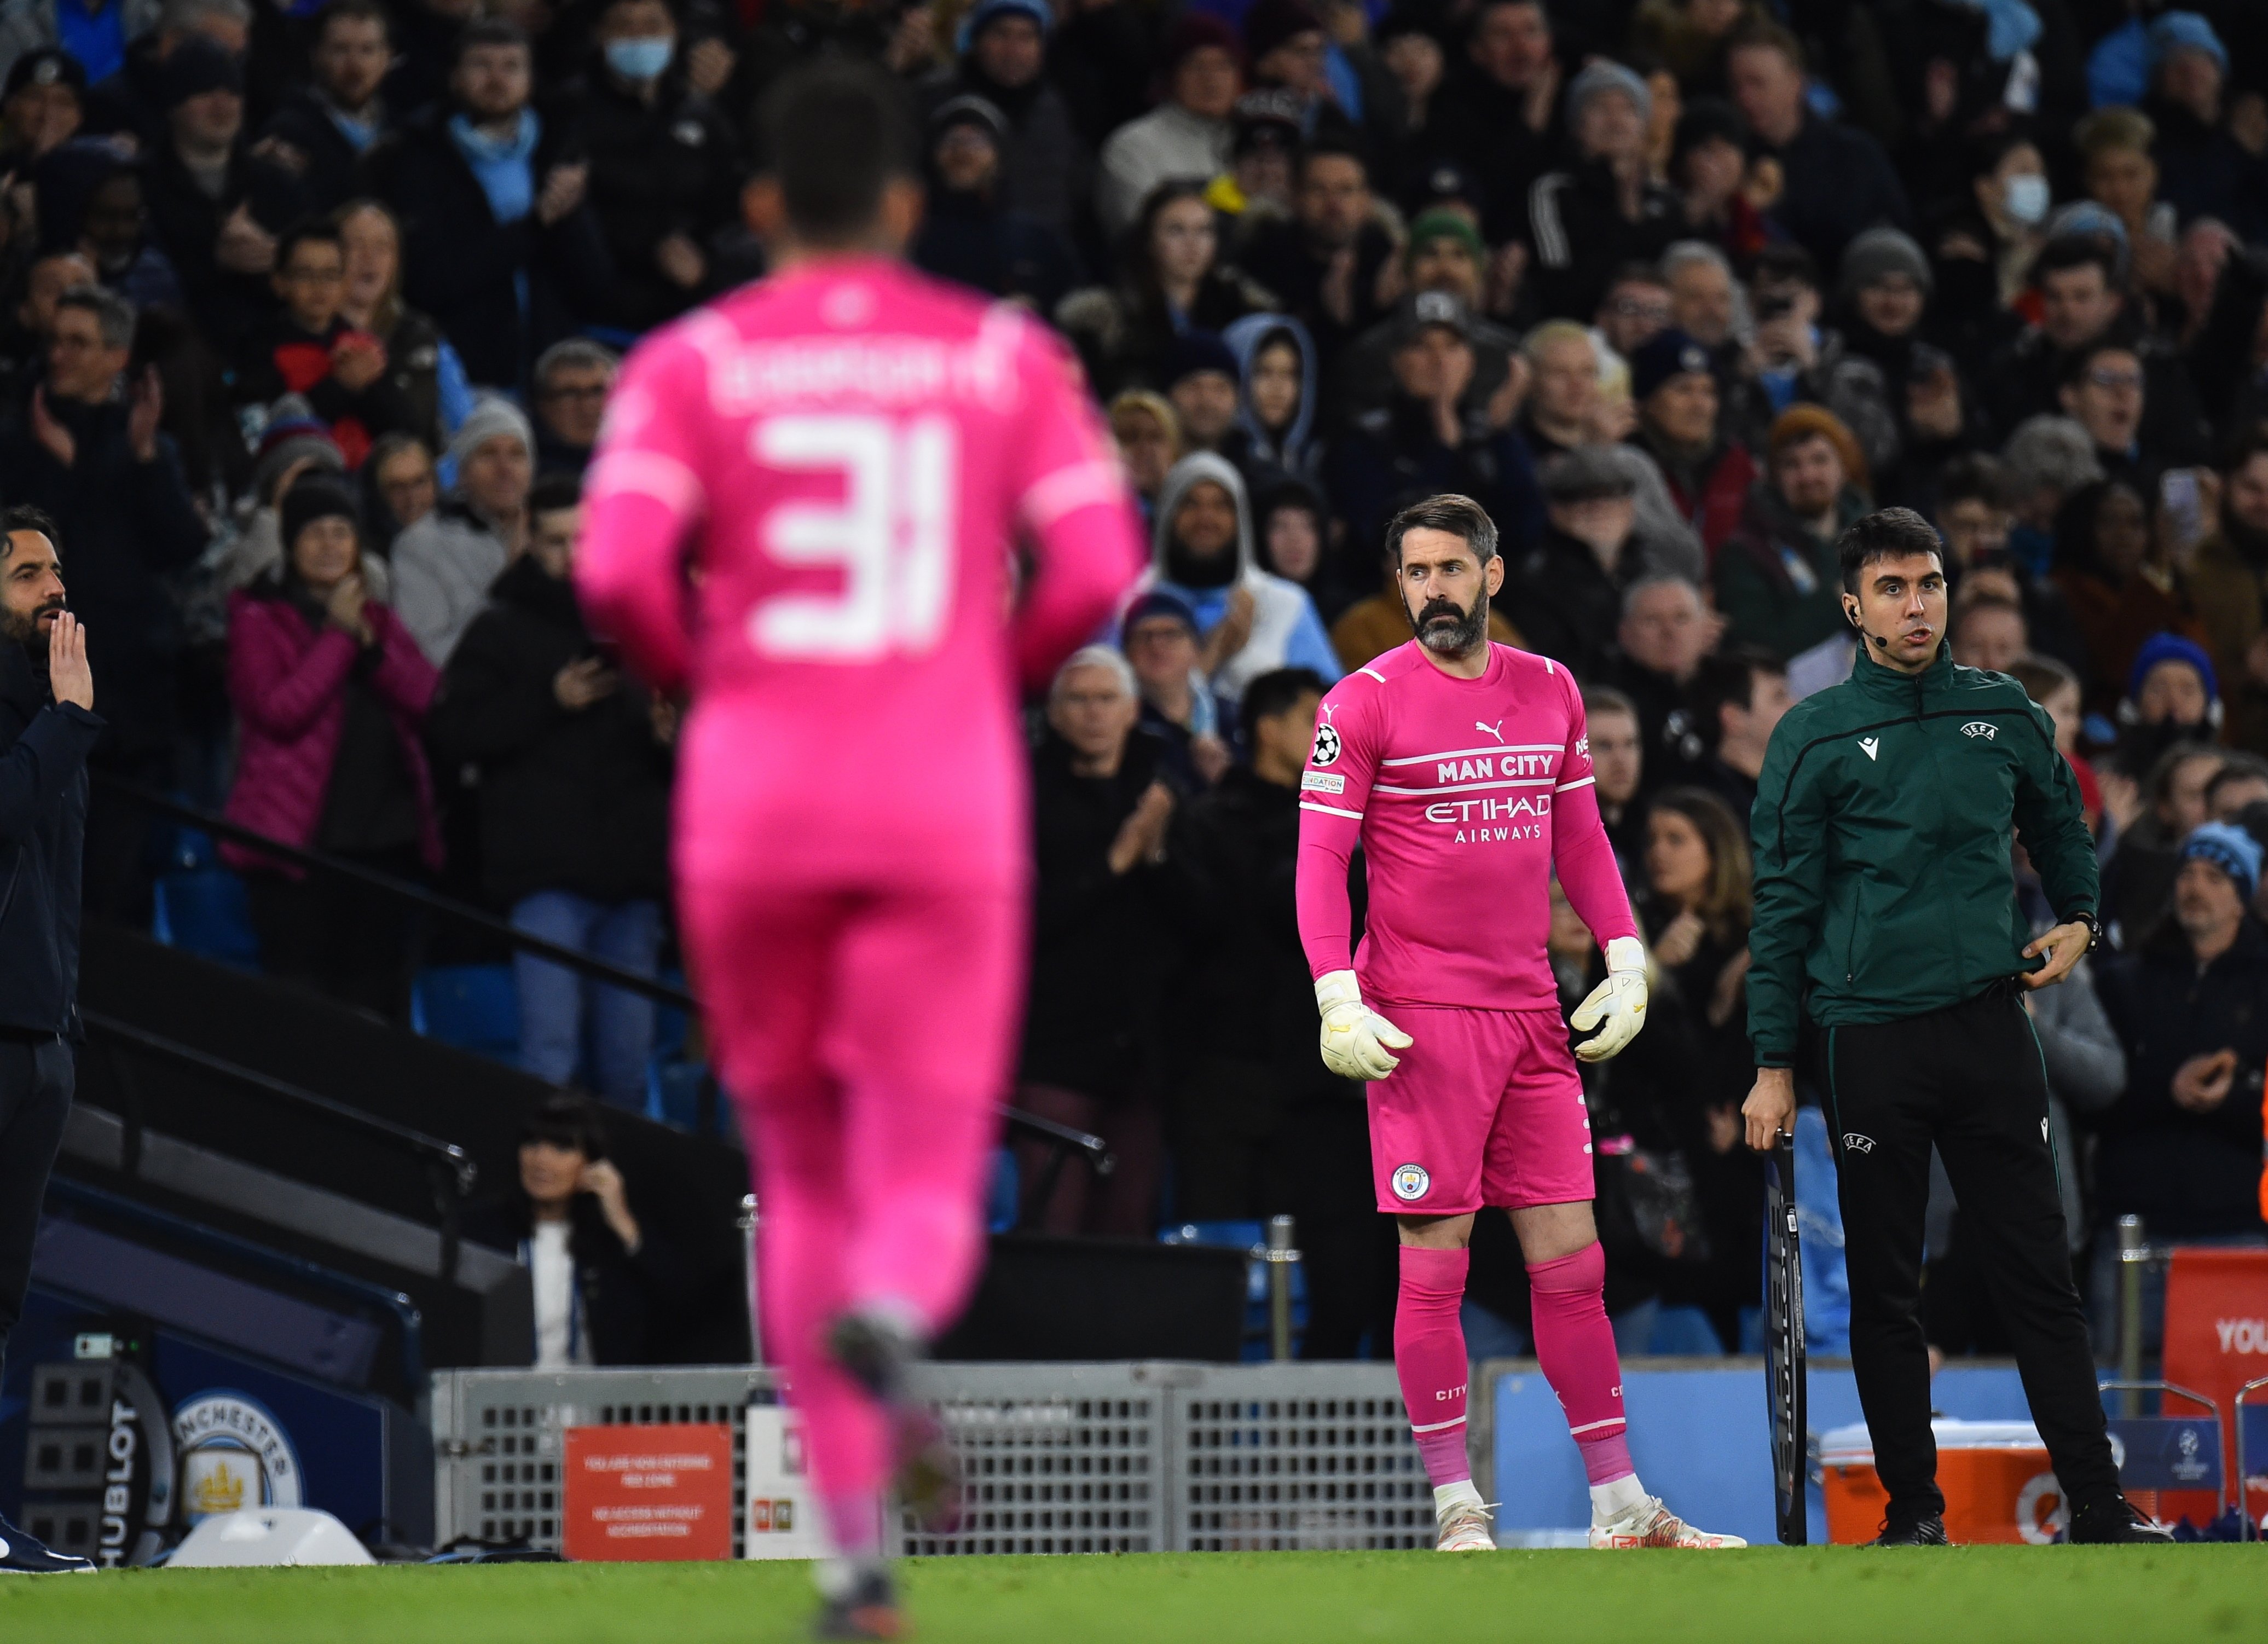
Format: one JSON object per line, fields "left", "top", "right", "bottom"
{"left": 1315, "top": 970, "right": 1412, "bottom": 1081}
{"left": 1572, "top": 936, "right": 1648, "bottom": 1063}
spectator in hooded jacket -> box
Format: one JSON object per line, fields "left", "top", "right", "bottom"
{"left": 391, "top": 395, "right": 531, "bottom": 665}
{"left": 1220, "top": 312, "right": 1320, "bottom": 488}
{"left": 367, "top": 18, "right": 611, "bottom": 392}
{"left": 569, "top": 0, "right": 742, "bottom": 332}
{"left": 428, "top": 475, "right": 673, "bottom": 1109}
{"left": 1627, "top": 325, "right": 1755, "bottom": 558}
{"left": 262, "top": 0, "right": 396, "bottom": 216}
{"left": 231, "top": 218, "right": 420, "bottom": 468}
{"left": 221, "top": 474, "right": 441, "bottom": 1019}
{"left": 1136, "top": 450, "right": 1339, "bottom": 707}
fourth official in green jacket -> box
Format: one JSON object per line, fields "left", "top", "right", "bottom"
{"left": 1741, "top": 507, "right": 2167, "bottom": 1547}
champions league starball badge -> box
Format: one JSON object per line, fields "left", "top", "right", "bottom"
{"left": 1311, "top": 725, "right": 1342, "bottom": 766}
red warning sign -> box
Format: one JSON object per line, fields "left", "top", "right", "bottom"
{"left": 563, "top": 1424, "right": 733, "bottom": 1562}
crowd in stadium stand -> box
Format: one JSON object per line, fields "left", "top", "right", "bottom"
{"left": 1, "top": 0, "right": 2265, "bottom": 1363}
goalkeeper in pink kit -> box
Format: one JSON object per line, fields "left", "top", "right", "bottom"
{"left": 574, "top": 65, "right": 1142, "bottom": 1636}
{"left": 1294, "top": 494, "right": 1740, "bottom": 1553}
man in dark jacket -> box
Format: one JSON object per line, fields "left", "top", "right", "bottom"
{"left": 1743, "top": 506, "right": 2165, "bottom": 1547}
{"left": 0, "top": 508, "right": 102, "bottom": 1574}
{"left": 427, "top": 476, "right": 672, "bottom": 1110}
{"left": 1240, "top": 140, "right": 1400, "bottom": 368}
{"left": 1523, "top": 60, "right": 1677, "bottom": 325}
{"left": 1016, "top": 645, "right": 1175, "bottom": 1237}
{"left": 261, "top": 0, "right": 396, "bottom": 215}
{"left": 921, "top": 0, "right": 1089, "bottom": 240}
{"left": 1427, "top": 0, "right": 1562, "bottom": 244}
{"left": 2095, "top": 823, "right": 2268, "bottom": 1250}
{"left": 367, "top": 18, "right": 611, "bottom": 391}
{"left": 1724, "top": 22, "right": 1908, "bottom": 277}
{"left": 566, "top": 0, "right": 743, "bottom": 332}
{"left": 1166, "top": 666, "right": 1390, "bottom": 1354}
{"left": 1509, "top": 442, "right": 1648, "bottom": 679}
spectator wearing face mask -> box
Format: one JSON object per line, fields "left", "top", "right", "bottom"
{"left": 568, "top": 0, "right": 742, "bottom": 331}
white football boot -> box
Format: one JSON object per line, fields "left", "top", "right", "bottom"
{"left": 1588, "top": 1496, "right": 1746, "bottom": 1548}
{"left": 1435, "top": 1496, "right": 1497, "bottom": 1552}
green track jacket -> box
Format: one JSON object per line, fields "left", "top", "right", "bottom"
{"left": 1746, "top": 643, "right": 2098, "bottom": 1067}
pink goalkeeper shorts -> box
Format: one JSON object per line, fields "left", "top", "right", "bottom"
{"left": 1363, "top": 1004, "right": 1595, "bottom": 1215}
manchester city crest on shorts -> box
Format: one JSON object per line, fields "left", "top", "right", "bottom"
{"left": 1391, "top": 1162, "right": 1431, "bottom": 1201}
{"left": 1311, "top": 725, "right": 1342, "bottom": 766}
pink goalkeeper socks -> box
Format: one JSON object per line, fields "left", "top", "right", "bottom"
{"left": 1527, "top": 1242, "right": 1634, "bottom": 1486}
{"left": 1395, "top": 1244, "right": 1474, "bottom": 1487}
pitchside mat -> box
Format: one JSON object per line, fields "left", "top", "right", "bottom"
{"left": 1, "top": 1548, "right": 2260, "bottom": 1643}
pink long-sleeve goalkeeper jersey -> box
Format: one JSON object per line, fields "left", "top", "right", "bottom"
{"left": 574, "top": 257, "right": 1145, "bottom": 892}
{"left": 1294, "top": 639, "right": 1638, "bottom": 1011}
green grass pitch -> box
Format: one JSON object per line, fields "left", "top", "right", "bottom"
{"left": 2, "top": 1548, "right": 2261, "bottom": 1643}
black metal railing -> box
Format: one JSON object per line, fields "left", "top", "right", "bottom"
{"left": 83, "top": 1011, "right": 476, "bottom": 1280}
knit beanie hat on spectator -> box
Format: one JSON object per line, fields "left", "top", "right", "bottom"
{"left": 6, "top": 45, "right": 84, "bottom": 100}
{"left": 1404, "top": 209, "right": 1485, "bottom": 273}
{"left": 1670, "top": 97, "right": 1743, "bottom": 176}
{"left": 2126, "top": 632, "right": 2219, "bottom": 709}
{"left": 1161, "top": 12, "right": 1241, "bottom": 78}
{"left": 1838, "top": 227, "right": 1932, "bottom": 303}
{"left": 1120, "top": 588, "right": 1200, "bottom": 646}
{"left": 1160, "top": 329, "right": 1239, "bottom": 392}
{"left": 1564, "top": 59, "right": 1650, "bottom": 134}
{"left": 2181, "top": 820, "right": 2259, "bottom": 902}
{"left": 280, "top": 474, "right": 362, "bottom": 554}
{"left": 958, "top": 0, "right": 1050, "bottom": 50}
{"left": 251, "top": 404, "right": 346, "bottom": 507}
{"left": 450, "top": 395, "right": 535, "bottom": 475}
{"left": 1242, "top": 0, "right": 1322, "bottom": 67}
{"left": 1767, "top": 403, "right": 1867, "bottom": 494}
{"left": 2148, "top": 11, "right": 2228, "bottom": 76}
{"left": 163, "top": 37, "right": 244, "bottom": 108}
{"left": 1629, "top": 329, "right": 1712, "bottom": 404}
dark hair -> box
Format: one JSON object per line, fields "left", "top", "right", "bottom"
{"left": 0, "top": 505, "right": 61, "bottom": 557}
{"left": 1646, "top": 786, "right": 1753, "bottom": 940}
{"left": 2031, "top": 235, "right": 2120, "bottom": 292}
{"left": 2219, "top": 420, "right": 2268, "bottom": 474}
{"left": 1241, "top": 665, "right": 1327, "bottom": 730}
{"left": 1725, "top": 17, "right": 1804, "bottom": 70}
{"left": 2058, "top": 336, "right": 2140, "bottom": 391}
{"left": 452, "top": 15, "right": 529, "bottom": 66}
{"left": 275, "top": 216, "right": 343, "bottom": 272}
{"left": 1298, "top": 135, "right": 1369, "bottom": 185}
{"left": 1837, "top": 506, "right": 1943, "bottom": 594}
{"left": 1950, "top": 592, "right": 2024, "bottom": 644}
{"left": 1582, "top": 684, "right": 1638, "bottom": 723}
{"left": 314, "top": 0, "right": 389, "bottom": 44}
{"left": 1689, "top": 644, "right": 1784, "bottom": 745}
{"left": 761, "top": 61, "right": 915, "bottom": 244}
{"left": 2205, "top": 751, "right": 2268, "bottom": 808}
{"left": 1126, "top": 178, "right": 1214, "bottom": 300}
{"left": 2009, "top": 652, "right": 2079, "bottom": 705}
{"left": 528, "top": 472, "right": 582, "bottom": 519}
{"left": 520, "top": 1092, "right": 610, "bottom": 1160}
{"left": 1752, "top": 242, "right": 1819, "bottom": 293}
{"left": 1385, "top": 492, "right": 1496, "bottom": 566}
{"left": 1936, "top": 453, "right": 2012, "bottom": 512}
{"left": 2050, "top": 477, "right": 2144, "bottom": 578}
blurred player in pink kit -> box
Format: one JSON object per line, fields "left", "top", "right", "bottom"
{"left": 1294, "top": 495, "right": 1741, "bottom": 1554}
{"left": 574, "top": 65, "right": 1142, "bottom": 1637}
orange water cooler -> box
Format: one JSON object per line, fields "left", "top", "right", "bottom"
{"left": 1821, "top": 1420, "right": 2069, "bottom": 1544}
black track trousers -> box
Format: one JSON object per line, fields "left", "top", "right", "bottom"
{"left": 1824, "top": 987, "right": 2121, "bottom": 1518}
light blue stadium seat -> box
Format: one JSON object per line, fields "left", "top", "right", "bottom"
{"left": 411, "top": 964, "right": 520, "bottom": 1061}
{"left": 1161, "top": 1219, "right": 1307, "bottom": 1359}
{"left": 151, "top": 866, "right": 261, "bottom": 969}
{"left": 1645, "top": 1305, "right": 1727, "bottom": 1356}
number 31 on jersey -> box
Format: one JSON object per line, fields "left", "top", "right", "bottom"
{"left": 748, "top": 413, "right": 958, "bottom": 661}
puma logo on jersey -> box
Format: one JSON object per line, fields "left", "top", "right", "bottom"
{"left": 1859, "top": 736, "right": 1881, "bottom": 761}
{"left": 1843, "top": 1133, "right": 1876, "bottom": 1153}
{"left": 1476, "top": 719, "right": 1506, "bottom": 742}
{"left": 1962, "top": 721, "right": 1997, "bottom": 740}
